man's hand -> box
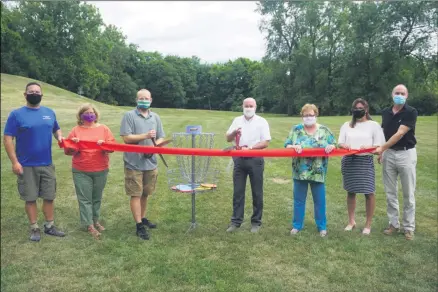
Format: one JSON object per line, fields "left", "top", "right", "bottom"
{"left": 147, "top": 130, "right": 156, "bottom": 139}
{"left": 57, "top": 135, "right": 64, "bottom": 142}
{"left": 374, "top": 146, "right": 383, "bottom": 156}
{"left": 12, "top": 161, "right": 23, "bottom": 175}
{"left": 325, "top": 144, "right": 336, "bottom": 154}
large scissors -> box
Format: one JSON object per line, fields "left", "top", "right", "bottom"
{"left": 223, "top": 129, "right": 247, "bottom": 151}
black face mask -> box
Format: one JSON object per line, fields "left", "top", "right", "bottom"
{"left": 26, "top": 94, "right": 42, "bottom": 105}
{"left": 352, "top": 108, "right": 366, "bottom": 119}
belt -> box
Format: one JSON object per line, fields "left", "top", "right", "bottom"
{"left": 391, "top": 145, "right": 415, "bottom": 151}
{"left": 236, "top": 157, "right": 259, "bottom": 160}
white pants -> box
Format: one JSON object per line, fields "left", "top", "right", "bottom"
{"left": 382, "top": 148, "right": 417, "bottom": 231}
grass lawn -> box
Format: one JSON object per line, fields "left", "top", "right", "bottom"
{"left": 1, "top": 73, "right": 437, "bottom": 292}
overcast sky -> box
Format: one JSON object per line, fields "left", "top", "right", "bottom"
{"left": 92, "top": 1, "right": 266, "bottom": 64}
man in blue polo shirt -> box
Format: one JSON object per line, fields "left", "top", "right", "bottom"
{"left": 4, "top": 82, "right": 65, "bottom": 242}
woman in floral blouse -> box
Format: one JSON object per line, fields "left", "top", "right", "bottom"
{"left": 284, "top": 104, "right": 336, "bottom": 237}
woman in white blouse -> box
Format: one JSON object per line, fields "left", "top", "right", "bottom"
{"left": 338, "top": 98, "right": 385, "bottom": 235}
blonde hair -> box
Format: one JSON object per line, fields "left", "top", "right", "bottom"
{"left": 300, "top": 103, "right": 319, "bottom": 116}
{"left": 76, "top": 103, "right": 100, "bottom": 125}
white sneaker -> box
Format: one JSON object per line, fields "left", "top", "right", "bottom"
{"left": 290, "top": 228, "right": 299, "bottom": 235}
{"left": 320, "top": 230, "right": 327, "bottom": 237}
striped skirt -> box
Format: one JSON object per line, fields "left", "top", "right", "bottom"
{"left": 341, "top": 155, "right": 375, "bottom": 194}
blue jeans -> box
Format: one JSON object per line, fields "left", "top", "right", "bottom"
{"left": 292, "top": 179, "right": 327, "bottom": 231}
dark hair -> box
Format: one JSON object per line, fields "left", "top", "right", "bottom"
{"left": 25, "top": 82, "right": 42, "bottom": 92}
{"left": 350, "top": 98, "right": 372, "bottom": 128}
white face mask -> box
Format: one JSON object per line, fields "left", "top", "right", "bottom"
{"left": 243, "top": 108, "right": 255, "bottom": 118}
{"left": 303, "top": 116, "right": 316, "bottom": 126}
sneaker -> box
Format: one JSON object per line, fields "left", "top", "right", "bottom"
{"left": 136, "top": 224, "right": 149, "bottom": 240}
{"left": 226, "top": 225, "right": 240, "bottom": 232}
{"left": 404, "top": 230, "right": 414, "bottom": 241}
{"left": 383, "top": 224, "right": 399, "bottom": 235}
{"left": 250, "top": 224, "right": 261, "bottom": 233}
{"left": 44, "top": 225, "right": 66, "bottom": 237}
{"left": 290, "top": 228, "right": 299, "bottom": 235}
{"left": 141, "top": 218, "right": 157, "bottom": 229}
{"left": 30, "top": 228, "right": 41, "bottom": 242}
{"left": 320, "top": 230, "right": 328, "bottom": 237}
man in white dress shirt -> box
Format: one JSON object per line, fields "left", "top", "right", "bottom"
{"left": 225, "top": 97, "right": 271, "bottom": 233}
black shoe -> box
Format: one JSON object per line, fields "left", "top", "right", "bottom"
{"left": 30, "top": 228, "right": 41, "bottom": 242}
{"left": 136, "top": 223, "right": 150, "bottom": 240}
{"left": 44, "top": 225, "right": 65, "bottom": 237}
{"left": 141, "top": 218, "right": 157, "bottom": 229}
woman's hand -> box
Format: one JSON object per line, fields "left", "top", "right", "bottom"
{"left": 287, "top": 144, "right": 302, "bottom": 154}
{"left": 325, "top": 144, "right": 336, "bottom": 154}
{"left": 338, "top": 143, "right": 350, "bottom": 150}
{"left": 71, "top": 137, "right": 79, "bottom": 143}
{"left": 97, "top": 140, "right": 104, "bottom": 145}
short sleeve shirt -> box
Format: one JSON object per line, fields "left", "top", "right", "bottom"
{"left": 226, "top": 114, "right": 271, "bottom": 147}
{"left": 120, "top": 109, "right": 165, "bottom": 171}
{"left": 338, "top": 120, "right": 386, "bottom": 155}
{"left": 4, "top": 106, "right": 60, "bottom": 166}
{"left": 381, "top": 104, "right": 417, "bottom": 149}
{"left": 67, "top": 125, "right": 115, "bottom": 172}
{"left": 284, "top": 124, "right": 336, "bottom": 183}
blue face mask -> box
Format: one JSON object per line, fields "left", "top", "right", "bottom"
{"left": 137, "top": 100, "right": 151, "bottom": 109}
{"left": 393, "top": 95, "right": 406, "bottom": 105}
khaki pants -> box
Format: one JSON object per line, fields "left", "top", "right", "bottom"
{"left": 382, "top": 148, "right": 417, "bottom": 231}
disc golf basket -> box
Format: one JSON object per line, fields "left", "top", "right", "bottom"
{"left": 167, "top": 125, "right": 220, "bottom": 231}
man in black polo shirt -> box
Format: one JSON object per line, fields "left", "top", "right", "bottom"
{"left": 375, "top": 84, "right": 417, "bottom": 240}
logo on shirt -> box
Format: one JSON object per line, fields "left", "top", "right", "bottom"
{"left": 42, "top": 116, "right": 52, "bottom": 120}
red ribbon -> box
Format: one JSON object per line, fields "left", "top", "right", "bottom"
{"left": 59, "top": 139, "right": 376, "bottom": 158}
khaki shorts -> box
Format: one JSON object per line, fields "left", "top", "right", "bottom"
{"left": 17, "top": 165, "right": 56, "bottom": 202}
{"left": 124, "top": 168, "right": 158, "bottom": 197}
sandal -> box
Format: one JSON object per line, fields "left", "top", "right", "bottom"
{"left": 362, "top": 228, "right": 371, "bottom": 235}
{"left": 344, "top": 223, "right": 356, "bottom": 231}
{"left": 94, "top": 222, "right": 105, "bottom": 232}
{"left": 88, "top": 225, "right": 101, "bottom": 239}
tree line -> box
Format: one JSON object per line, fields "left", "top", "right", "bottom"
{"left": 1, "top": 1, "right": 437, "bottom": 115}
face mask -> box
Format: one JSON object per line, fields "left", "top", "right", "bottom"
{"left": 352, "top": 109, "right": 366, "bottom": 119}
{"left": 243, "top": 108, "right": 255, "bottom": 118}
{"left": 303, "top": 116, "right": 316, "bottom": 126}
{"left": 81, "top": 113, "right": 96, "bottom": 123}
{"left": 393, "top": 95, "right": 406, "bottom": 105}
{"left": 26, "top": 94, "right": 42, "bottom": 105}
{"left": 137, "top": 100, "right": 151, "bottom": 109}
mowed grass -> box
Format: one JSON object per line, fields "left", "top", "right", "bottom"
{"left": 1, "top": 73, "right": 437, "bottom": 292}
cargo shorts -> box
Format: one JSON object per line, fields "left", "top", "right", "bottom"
{"left": 124, "top": 168, "right": 158, "bottom": 197}
{"left": 17, "top": 165, "right": 56, "bottom": 202}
